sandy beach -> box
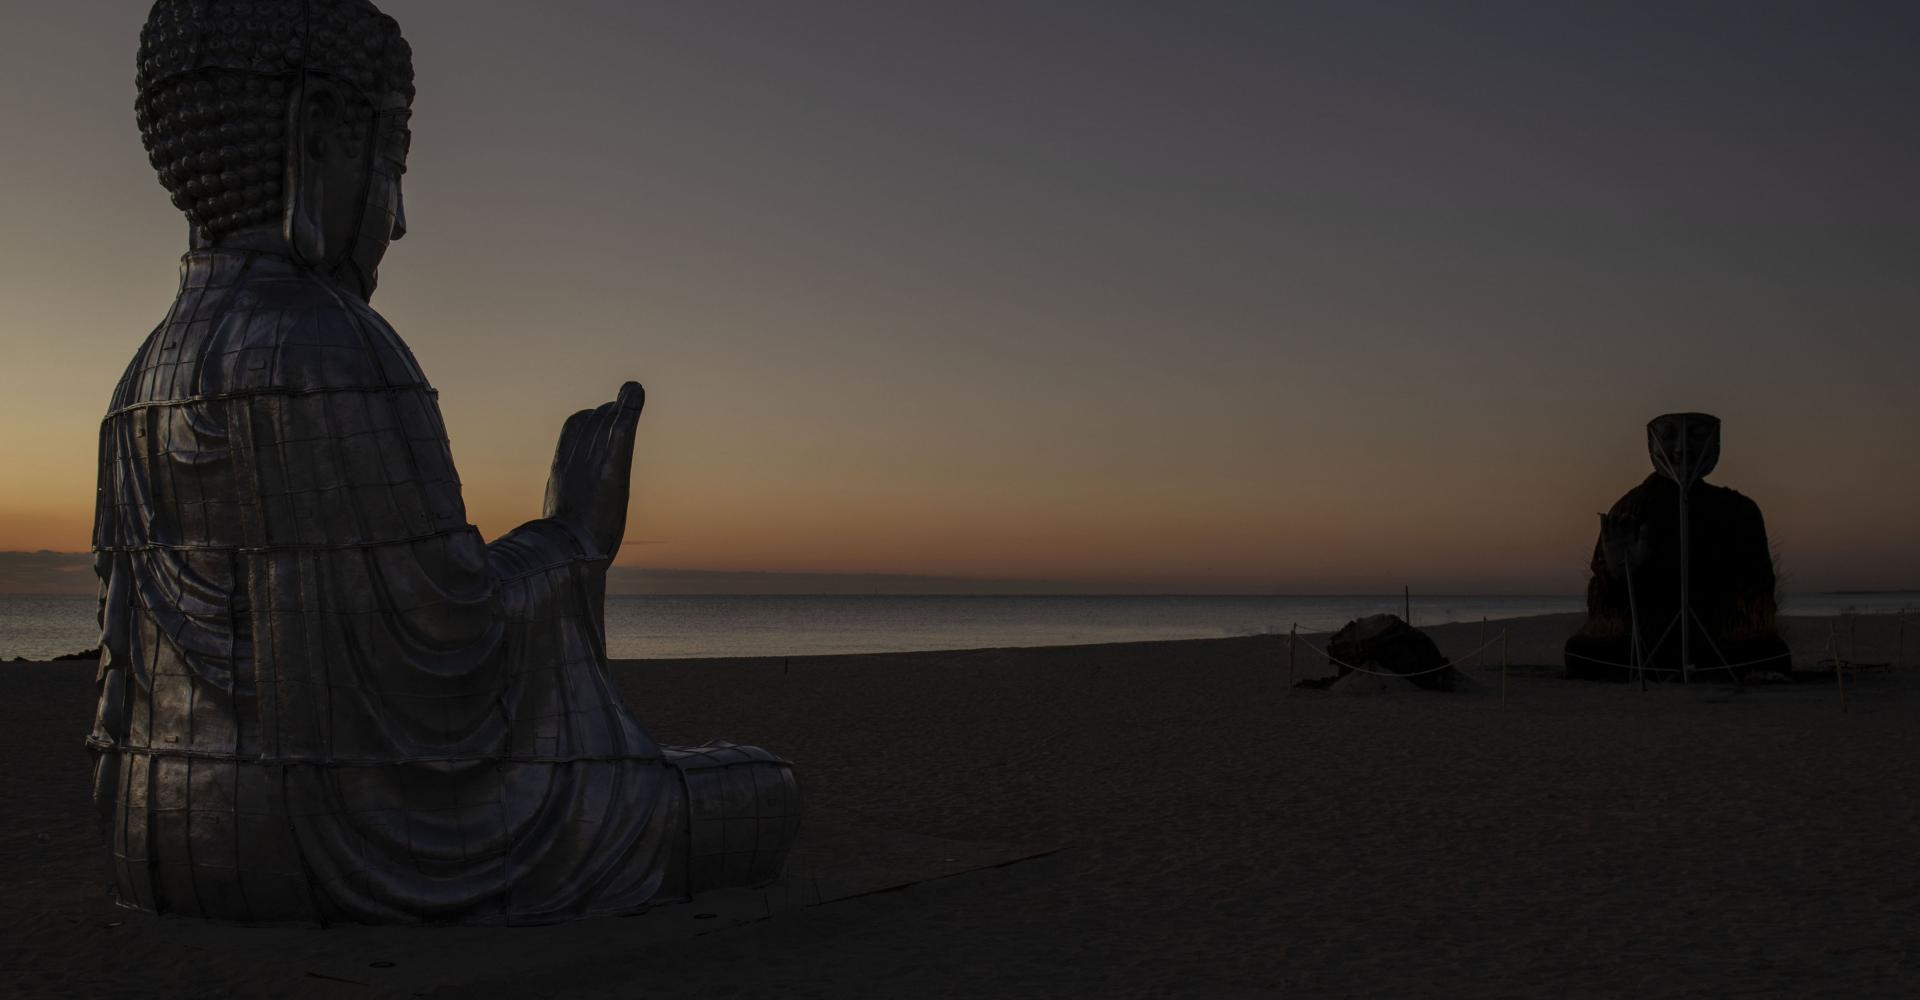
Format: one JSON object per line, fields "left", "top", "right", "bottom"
{"left": 4, "top": 611, "right": 1916, "bottom": 998}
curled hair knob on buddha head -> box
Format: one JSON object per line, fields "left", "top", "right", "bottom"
{"left": 134, "top": 0, "right": 414, "bottom": 249}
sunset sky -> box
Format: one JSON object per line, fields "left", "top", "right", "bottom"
{"left": 1, "top": 1, "right": 1915, "bottom": 593}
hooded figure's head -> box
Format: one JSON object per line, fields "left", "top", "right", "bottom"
{"left": 1647, "top": 412, "right": 1721, "bottom": 487}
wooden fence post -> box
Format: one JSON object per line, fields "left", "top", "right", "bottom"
{"left": 1501, "top": 628, "right": 1509, "bottom": 709}
{"left": 1831, "top": 622, "right": 1848, "bottom": 714}
{"left": 1897, "top": 609, "right": 1907, "bottom": 671}
{"left": 1287, "top": 623, "right": 1297, "bottom": 691}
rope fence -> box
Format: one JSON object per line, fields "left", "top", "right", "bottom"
{"left": 1282, "top": 604, "right": 1916, "bottom": 712}
{"left": 1562, "top": 649, "right": 1792, "bottom": 675}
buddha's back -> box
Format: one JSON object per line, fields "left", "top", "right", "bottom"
{"left": 92, "top": 249, "right": 697, "bottom": 924}
{"left": 87, "top": 1, "right": 800, "bottom": 925}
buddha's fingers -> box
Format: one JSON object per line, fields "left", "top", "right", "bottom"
{"left": 561, "top": 397, "right": 628, "bottom": 552}
{"left": 606, "top": 382, "right": 644, "bottom": 484}
{"left": 544, "top": 407, "right": 598, "bottom": 519}
{"left": 581, "top": 399, "right": 621, "bottom": 482}
{"left": 596, "top": 384, "right": 645, "bottom": 556}
{"left": 543, "top": 386, "right": 645, "bottom": 555}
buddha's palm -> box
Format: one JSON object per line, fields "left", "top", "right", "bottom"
{"left": 543, "top": 381, "right": 645, "bottom": 560}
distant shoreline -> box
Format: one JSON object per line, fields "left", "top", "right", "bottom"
{"left": 6, "top": 552, "right": 1911, "bottom": 599}
{"left": 9, "top": 609, "right": 1907, "bottom": 669}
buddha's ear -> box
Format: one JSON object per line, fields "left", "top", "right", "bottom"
{"left": 287, "top": 76, "right": 343, "bottom": 266}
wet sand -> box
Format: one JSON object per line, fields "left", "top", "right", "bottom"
{"left": 4, "top": 612, "right": 1916, "bottom": 998}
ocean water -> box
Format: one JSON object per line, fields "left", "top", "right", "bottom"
{"left": 6, "top": 591, "right": 1915, "bottom": 662}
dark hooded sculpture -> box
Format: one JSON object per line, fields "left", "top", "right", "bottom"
{"left": 89, "top": 0, "right": 800, "bottom": 924}
{"left": 1564, "top": 413, "right": 1791, "bottom": 682}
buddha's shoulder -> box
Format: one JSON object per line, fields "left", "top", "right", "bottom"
{"left": 110, "top": 256, "right": 433, "bottom": 411}
{"left": 188, "top": 279, "right": 429, "bottom": 396}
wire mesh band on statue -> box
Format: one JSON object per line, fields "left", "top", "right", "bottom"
{"left": 88, "top": 1, "right": 801, "bottom": 925}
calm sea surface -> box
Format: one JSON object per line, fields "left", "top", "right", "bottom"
{"left": 5, "top": 592, "right": 1916, "bottom": 662}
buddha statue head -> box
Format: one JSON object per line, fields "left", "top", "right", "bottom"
{"left": 135, "top": 0, "right": 415, "bottom": 299}
{"left": 1647, "top": 412, "right": 1721, "bottom": 487}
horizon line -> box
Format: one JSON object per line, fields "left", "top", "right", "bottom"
{"left": 0, "top": 552, "right": 1910, "bottom": 598}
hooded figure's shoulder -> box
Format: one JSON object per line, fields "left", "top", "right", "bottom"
{"left": 1694, "top": 480, "right": 1766, "bottom": 519}
{"left": 1607, "top": 472, "right": 1675, "bottom": 516}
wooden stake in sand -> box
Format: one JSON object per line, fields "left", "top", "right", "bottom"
{"left": 1287, "top": 623, "right": 1297, "bottom": 690}
{"left": 1404, "top": 586, "right": 1411, "bottom": 625}
{"left": 1831, "top": 622, "right": 1848, "bottom": 714}
{"left": 1898, "top": 609, "right": 1907, "bottom": 671}
{"left": 1500, "top": 628, "right": 1509, "bottom": 708}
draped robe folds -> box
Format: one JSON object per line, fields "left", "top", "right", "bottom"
{"left": 88, "top": 248, "right": 799, "bottom": 924}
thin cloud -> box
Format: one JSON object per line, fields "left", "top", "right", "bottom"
{"left": 0, "top": 551, "right": 95, "bottom": 595}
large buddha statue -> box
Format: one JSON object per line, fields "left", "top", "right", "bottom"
{"left": 87, "top": 0, "right": 800, "bottom": 924}
{"left": 1564, "top": 413, "right": 1791, "bottom": 682}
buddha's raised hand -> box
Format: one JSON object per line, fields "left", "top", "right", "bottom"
{"left": 543, "top": 381, "right": 646, "bottom": 560}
